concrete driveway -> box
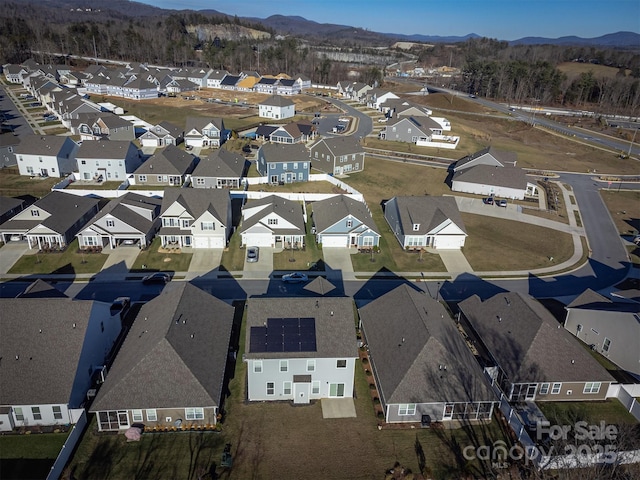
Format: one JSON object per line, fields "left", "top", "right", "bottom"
{"left": 243, "top": 246, "right": 273, "bottom": 279}
{"left": 187, "top": 249, "right": 223, "bottom": 276}
{"left": 437, "top": 250, "right": 474, "bottom": 278}
{"left": 0, "top": 242, "right": 29, "bottom": 274}
{"left": 321, "top": 248, "right": 355, "bottom": 281}
{"left": 101, "top": 246, "right": 141, "bottom": 273}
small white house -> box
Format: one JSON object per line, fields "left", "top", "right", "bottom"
{"left": 76, "top": 140, "right": 142, "bottom": 182}
{"left": 244, "top": 297, "right": 358, "bottom": 403}
{"left": 258, "top": 95, "right": 295, "bottom": 120}
{"left": 14, "top": 134, "right": 78, "bottom": 178}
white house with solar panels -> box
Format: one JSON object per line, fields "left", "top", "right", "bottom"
{"left": 244, "top": 297, "right": 358, "bottom": 403}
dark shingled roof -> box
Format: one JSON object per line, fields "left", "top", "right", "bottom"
{"left": 260, "top": 94, "right": 295, "bottom": 107}
{"left": 452, "top": 164, "right": 528, "bottom": 190}
{"left": 260, "top": 143, "right": 309, "bottom": 163}
{"left": 13, "top": 134, "right": 73, "bottom": 156}
{"left": 82, "top": 192, "right": 161, "bottom": 235}
{"left": 309, "top": 136, "right": 364, "bottom": 157}
{"left": 312, "top": 195, "right": 379, "bottom": 234}
{"left": 17, "top": 279, "right": 68, "bottom": 298}
{"left": 0, "top": 298, "right": 98, "bottom": 405}
{"left": 458, "top": 292, "right": 614, "bottom": 384}
{"left": 388, "top": 196, "right": 466, "bottom": 236}
{"left": 359, "top": 284, "right": 494, "bottom": 405}
{"left": 191, "top": 148, "right": 247, "bottom": 178}
{"left": 454, "top": 146, "right": 517, "bottom": 171}
{"left": 160, "top": 188, "right": 230, "bottom": 225}
{"left": 134, "top": 144, "right": 195, "bottom": 176}
{"left": 303, "top": 276, "right": 336, "bottom": 296}
{"left": 76, "top": 140, "right": 136, "bottom": 159}
{"left": 91, "top": 283, "right": 234, "bottom": 411}
{"left": 245, "top": 297, "right": 357, "bottom": 359}
{"left": 240, "top": 195, "right": 305, "bottom": 234}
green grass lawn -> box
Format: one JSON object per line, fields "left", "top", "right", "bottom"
{"left": 8, "top": 239, "right": 108, "bottom": 275}
{"left": 537, "top": 399, "right": 638, "bottom": 428}
{"left": 272, "top": 226, "right": 323, "bottom": 271}
{"left": 1, "top": 432, "right": 70, "bottom": 480}
{"left": 131, "top": 238, "right": 192, "bottom": 273}
{"left": 219, "top": 230, "right": 245, "bottom": 272}
{"left": 0, "top": 169, "right": 60, "bottom": 198}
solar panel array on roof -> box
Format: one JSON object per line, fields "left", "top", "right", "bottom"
{"left": 250, "top": 317, "right": 316, "bottom": 353}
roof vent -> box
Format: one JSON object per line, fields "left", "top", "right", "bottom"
{"left": 72, "top": 323, "right": 76, "bottom": 328}
{"left": 15, "top": 355, "right": 19, "bottom": 360}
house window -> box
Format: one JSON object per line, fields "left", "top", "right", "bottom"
{"left": 293, "top": 162, "right": 298, "bottom": 169}
{"left": 307, "top": 360, "right": 315, "bottom": 372}
{"left": 254, "top": 361, "right": 262, "bottom": 373}
{"left": 551, "top": 383, "right": 562, "bottom": 394}
{"left": 84, "top": 236, "right": 98, "bottom": 246}
{"left": 146, "top": 409, "right": 157, "bottom": 421}
{"left": 52, "top": 406, "right": 63, "bottom": 420}
{"left": 132, "top": 410, "right": 143, "bottom": 422}
{"left": 312, "top": 381, "right": 320, "bottom": 395}
{"left": 201, "top": 221, "right": 215, "bottom": 231}
{"left": 32, "top": 407, "right": 42, "bottom": 420}
{"left": 346, "top": 219, "right": 352, "bottom": 228}
{"left": 539, "top": 383, "right": 550, "bottom": 395}
{"left": 602, "top": 338, "right": 611, "bottom": 353}
{"left": 280, "top": 360, "right": 288, "bottom": 372}
{"left": 303, "top": 163, "right": 307, "bottom": 169}
{"left": 157, "top": 175, "right": 163, "bottom": 182}
{"left": 329, "top": 383, "right": 345, "bottom": 397}
{"left": 583, "top": 382, "right": 601, "bottom": 394}
{"left": 398, "top": 404, "right": 416, "bottom": 416}
{"left": 266, "top": 382, "right": 275, "bottom": 396}
{"left": 106, "top": 219, "right": 115, "bottom": 227}
{"left": 139, "top": 175, "right": 147, "bottom": 182}
{"left": 31, "top": 209, "right": 40, "bottom": 217}
{"left": 26, "top": 166, "right": 34, "bottom": 174}
{"left": 185, "top": 408, "right": 204, "bottom": 420}
{"left": 39, "top": 157, "right": 43, "bottom": 163}
{"left": 412, "top": 223, "right": 420, "bottom": 231}
{"left": 363, "top": 236, "right": 374, "bottom": 247}
{"left": 181, "top": 219, "right": 190, "bottom": 228}
{"left": 268, "top": 218, "right": 278, "bottom": 226}
{"left": 283, "top": 382, "right": 292, "bottom": 395}
{"left": 14, "top": 408, "right": 24, "bottom": 421}
{"left": 336, "top": 359, "right": 347, "bottom": 368}
{"left": 298, "top": 172, "right": 303, "bottom": 180}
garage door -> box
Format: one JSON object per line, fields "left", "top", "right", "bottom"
{"left": 194, "top": 236, "right": 225, "bottom": 248}
{"left": 243, "top": 233, "right": 273, "bottom": 247}
{"left": 321, "top": 235, "right": 348, "bottom": 247}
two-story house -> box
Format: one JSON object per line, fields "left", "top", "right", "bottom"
{"left": 159, "top": 188, "right": 232, "bottom": 249}
{"left": 139, "top": 121, "right": 183, "bottom": 148}
{"left": 76, "top": 140, "right": 142, "bottom": 182}
{"left": 132, "top": 145, "right": 197, "bottom": 187}
{"left": 0, "top": 132, "right": 20, "bottom": 168}
{"left": 245, "top": 297, "right": 358, "bottom": 403}
{"left": 257, "top": 143, "right": 310, "bottom": 184}
{"left": 184, "top": 117, "right": 226, "bottom": 148}
{"left": 71, "top": 112, "right": 135, "bottom": 142}
{"left": 309, "top": 136, "right": 365, "bottom": 175}
{"left": 14, "top": 134, "right": 78, "bottom": 178}
{"left": 258, "top": 95, "right": 295, "bottom": 120}
{"left": 240, "top": 195, "right": 306, "bottom": 248}
{"left": 381, "top": 116, "right": 442, "bottom": 144}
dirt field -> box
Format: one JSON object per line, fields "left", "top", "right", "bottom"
{"left": 557, "top": 62, "right": 631, "bottom": 82}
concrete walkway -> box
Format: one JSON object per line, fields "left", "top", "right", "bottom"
{"left": 321, "top": 398, "right": 357, "bottom": 418}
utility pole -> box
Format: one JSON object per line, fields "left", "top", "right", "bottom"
{"left": 628, "top": 128, "right": 638, "bottom": 158}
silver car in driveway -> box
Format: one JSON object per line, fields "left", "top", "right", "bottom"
{"left": 246, "top": 246, "right": 259, "bottom": 263}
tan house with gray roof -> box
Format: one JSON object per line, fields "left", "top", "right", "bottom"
{"left": 458, "top": 292, "right": 615, "bottom": 403}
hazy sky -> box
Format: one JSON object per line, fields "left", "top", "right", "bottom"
{"left": 136, "top": 0, "right": 639, "bottom": 41}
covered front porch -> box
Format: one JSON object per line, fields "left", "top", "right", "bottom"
{"left": 27, "top": 233, "right": 66, "bottom": 251}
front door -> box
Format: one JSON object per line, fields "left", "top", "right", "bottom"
{"left": 443, "top": 404, "right": 454, "bottom": 420}
{"left": 294, "top": 382, "right": 310, "bottom": 404}
{"left": 526, "top": 384, "right": 537, "bottom": 401}
{"left": 40, "top": 168, "right": 48, "bottom": 176}
{"left": 117, "top": 411, "right": 130, "bottom": 429}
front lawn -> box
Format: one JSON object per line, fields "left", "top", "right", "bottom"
{"left": 0, "top": 432, "right": 70, "bottom": 480}
{"left": 8, "top": 239, "right": 108, "bottom": 275}
{"left": 131, "top": 238, "right": 192, "bottom": 273}
{"left": 219, "top": 230, "right": 245, "bottom": 272}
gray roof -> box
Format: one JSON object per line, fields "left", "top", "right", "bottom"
{"left": 13, "top": 134, "right": 73, "bottom": 156}
{"left": 310, "top": 136, "right": 363, "bottom": 158}
{"left": 134, "top": 145, "right": 195, "bottom": 176}
{"left": 454, "top": 146, "right": 517, "bottom": 171}
{"left": 260, "top": 143, "right": 309, "bottom": 163}
{"left": 260, "top": 94, "right": 295, "bottom": 107}
{"left": 359, "top": 284, "right": 494, "bottom": 405}
{"left": 160, "top": 188, "right": 230, "bottom": 225}
{"left": 0, "top": 298, "right": 98, "bottom": 405}
{"left": 303, "top": 276, "right": 336, "bottom": 296}
{"left": 0, "top": 196, "right": 25, "bottom": 218}
{"left": 192, "top": 148, "right": 247, "bottom": 178}
{"left": 83, "top": 193, "right": 161, "bottom": 235}
{"left": 312, "top": 195, "right": 379, "bottom": 234}
{"left": 185, "top": 117, "right": 224, "bottom": 134}
{"left": 0, "top": 191, "right": 99, "bottom": 235}
{"left": 157, "top": 121, "right": 183, "bottom": 138}
{"left": 240, "top": 195, "right": 305, "bottom": 234}
{"left": 386, "top": 116, "right": 441, "bottom": 133}
{"left": 452, "top": 164, "right": 528, "bottom": 190}
{"left": 244, "top": 297, "right": 357, "bottom": 359}
{"left": 458, "top": 292, "right": 614, "bottom": 383}
{"left": 77, "top": 140, "right": 136, "bottom": 159}
{"left": 17, "top": 279, "right": 68, "bottom": 298}
{"left": 388, "top": 196, "right": 466, "bottom": 235}
{"left": 0, "top": 132, "right": 21, "bottom": 148}
{"left": 91, "top": 283, "right": 234, "bottom": 411}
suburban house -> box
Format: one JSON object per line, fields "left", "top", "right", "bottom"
{"left": 184, "top": 117, "right": 226, "bottom": 148}
{"left": 457, "top": 292, "right": 615, "bottom": 402}
{"left": 71, "top": 112, "right": 135, "bottom": 142}
{"left": 451, "top": 147, "right": 539, "bottom": 200}
{"left": 159, "top": 188, "right": 232, "bottom": 249}
{"left": 309, "top": 136, "right": 365, "bottom": 175}
{"left": 312, "top": 195, "right": 380, "bottom": 249}
{"left": 564, "top": 289, "right": 640, "bottom": 380}
{"left": 0, "top": 296, "right": 122, "bottom": 431}
{"left": 0, "top": 196, "right": 27, "bottom": 224}
{"left": 76, "top": 193, "right": 162, "bottom": 249}
{"left": 205, "top": 70, "right": 229, "bottom": 89}
{"left": 0, "top": 191, "right": 100, "bottom": 249}
{"left": 382, "top": 99, "right": 432, "bottom": 118}
{"left": 240, "top": 195, "right": 305, "bottom": 248}
{"left": 384, "top": 196, "right": 467, "bottom": 250}
{"left": 76, "top": 140, "right": 142, "bottom": 182}
{"left": 219, "top": 74, "right": 241, "bottom": 90}
{"left": 3, "top": 64, "right": 28, "bottom": 83}
{"left": 244, "top": 297, "right": 358, "bottom": 403}
{"left": 132, "top": 145, "right": 197, "bottom": 187}
{"left": 0, "top": 132, "right": 20, "bottom": 168}
{"left": 258, "top": 95, "right": 295, "bottom": 120}
{"left": 14, "top": 134, "right": 78, "bottom": 178}
{"left": 268, "top": 123, "right": 306, "bottom": 144}
{"left": 337, "top": 81, "right": 372, "bottom": 102}
{"left": 254, "top": 77, "right": 278, "bottom": 95}
{"left": 359, "top": 285, "right": 496, "bottom": 424}
{"left": 90, "top": 283, "right": 234, "bottom": 432}
{"left": 365, "top": 89, "right": 400, "bottom": 110}
{"left": 256, "top": 143, "right": 310, "bottom": 184}
{"left": 381, "top": 116, "right": 443, "bottom": 143}
{"left": 138, "top": 121, "right": 183, "bottom": 148}
{"left": 191, "top": 148, "right": 248, "bottom": 189}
